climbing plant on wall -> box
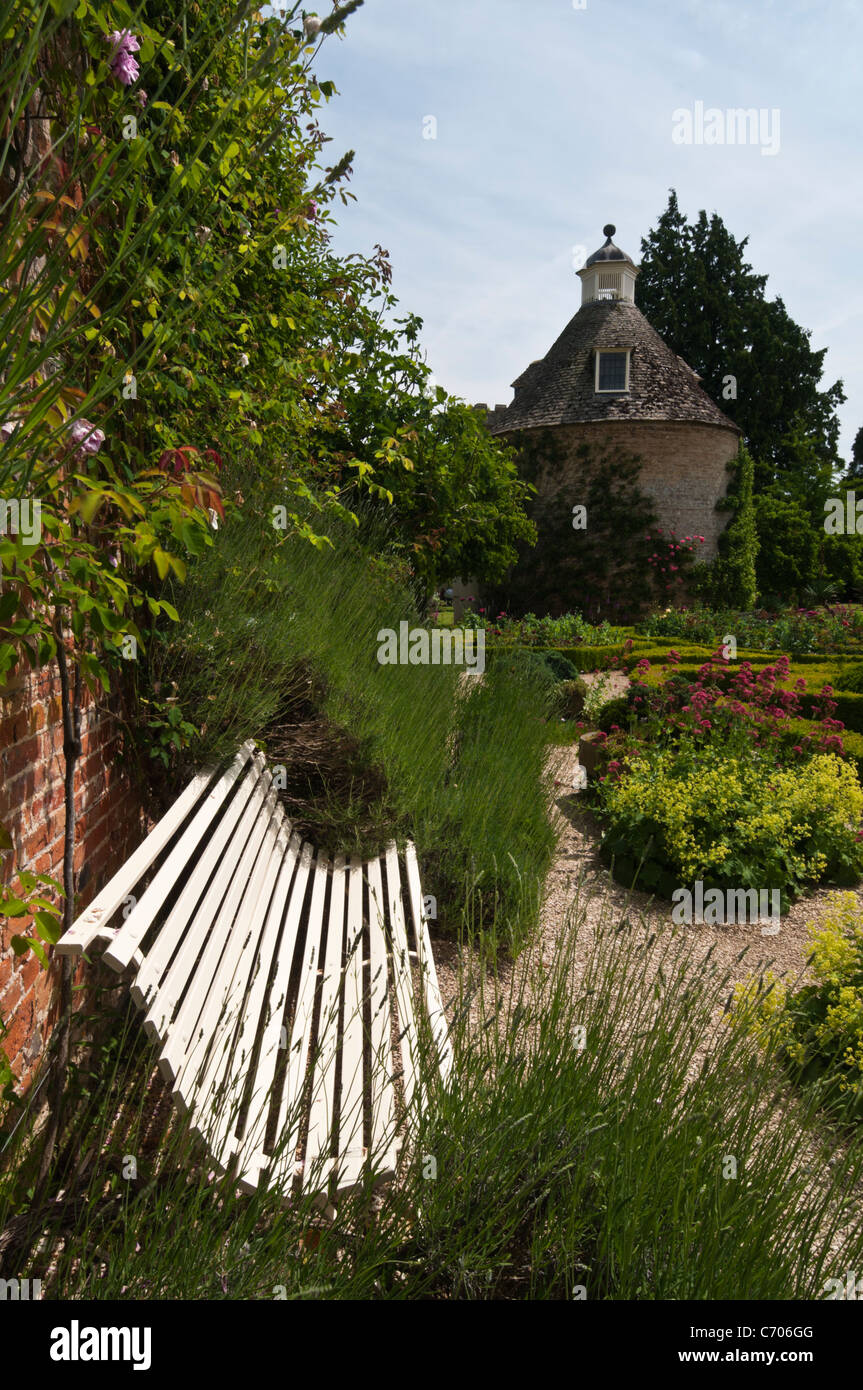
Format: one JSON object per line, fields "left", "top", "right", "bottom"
{"left": 489, "top": 433, "right": 659, "bottom": 621}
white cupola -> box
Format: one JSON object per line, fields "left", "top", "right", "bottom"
{"left": 577, "top": 224, "right": 639, "bottom": 306}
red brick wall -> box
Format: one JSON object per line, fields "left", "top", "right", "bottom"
{"left": 0, "top": 662, "right": 146, "bottom": 1090}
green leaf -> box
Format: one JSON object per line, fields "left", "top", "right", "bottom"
{"left": 35, "top": 911, "right": 62, "bottom": 944}
{"left": 152, "top": 547, "right": 171, "bottom": 580}
{"left": 0, "top": 591, "right": 18, "bottom": 625}
{"left": 1, "top": 897, "right": 28, "bottom": 918}
{"left": 75, "top": 489, "right": 105, "bottom": 525}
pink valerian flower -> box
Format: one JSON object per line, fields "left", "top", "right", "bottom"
{"left": 113, "top": 51, "right": 139, "bottom": 84}
{"left": 68, "top": 419, "right": 105, "bottom": 456}
{"left": 106, "top": 31, "right": 140, "bottom": 87}
{"left": 108, "top": 29, "right": 140, "bottom": 54}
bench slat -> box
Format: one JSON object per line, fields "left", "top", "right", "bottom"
{"left": 384, "top": 843, "right": 422, "bottom": 1115}
{"left": 180, "top": 813, "right": 293, "bottom": 1130}
{"left": 103, "top": 746, "right": 258, "bottom": 974}
{"left": 164, "top": 789, "right": 283, "bottom": 1095}
{"left": 250, "top": 845, "right": 324, "bottom": 1192}
{"left": 206, "top": 831, "right": 306, "bottom": 1175}
{"left": 54, "top": 740, "right": 255, "bottom": 958}
{"left": 142, "top": 762, "right": 272, "bottom": 1042}
{"left": 131, "top": 754, "right": 266, "bottom": 1017}
{"left": 333, "top": 859, "right": 366, "bottom": 1190}
{"left": 155, "top": 782, "right": 281, "bottom": 1081}
{"left": 404, "top": 842, "right": 454, "bottom": 1084}
{"left": 233, "top": 839, "right": 321, "bottom": 1189}
{"left": 302, "top": 855, "right": 347, "bottom": 1193}
{"left": 366, "top": 857, "right": 398, "bottom": 1178}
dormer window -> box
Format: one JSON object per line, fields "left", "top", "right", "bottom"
{"left": 595, "top": 349, "right": 630, "bottom": 392}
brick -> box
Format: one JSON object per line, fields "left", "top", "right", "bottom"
{"left": 2, "top": 733, "right": 41, "bottom": 781}
{"left": 17, "top": 951, "right": 44, "bottom": 996}
{"left": 1, "top": 995, "right": 34, "bottom": 1062}
{"left": 0, "top": 655, "right": 147, "bottom": 1093}
{"left": 0, "top": 972, "right": 23, "bottom": 1016}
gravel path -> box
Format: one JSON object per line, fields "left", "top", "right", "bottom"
{"left": 433, "top": 740, "right": 849, "bottom": 1037}
{"left": 429, "top": 732, "right": 863, "bottom": 1280}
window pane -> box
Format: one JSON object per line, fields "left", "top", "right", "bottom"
{"left": 598, "top": 353, "right": 626, "bottom": 390}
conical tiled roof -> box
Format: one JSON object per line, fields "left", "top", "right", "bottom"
{"left": 490, "top": 299, "right": 739, "bottom": 435}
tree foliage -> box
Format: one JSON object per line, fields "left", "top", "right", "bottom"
{"left": 638, "top": 191, "right": 844, "bottom": 501}
{"left": 700, "top": 443, "right": 758, "bottom": 610}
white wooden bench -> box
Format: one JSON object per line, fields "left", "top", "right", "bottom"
{"left": 56, "top": 740, "right": 452, "bottom": 1198}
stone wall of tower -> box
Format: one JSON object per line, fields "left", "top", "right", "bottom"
{"left": 524, "top": 419, "right": 738, "bottom": 561}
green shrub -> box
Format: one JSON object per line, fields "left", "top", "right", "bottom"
{"left": 491, "top": 647, "right": 580, "bottom": 685}
{"left": 597, "top": 696, "right": 631, "bottom": 731}
{"left": 638, "top": 603, "right": 863, "bottom": 656}
{"left": 753, "top": 493, "right": 819, "bottom": 603}
{"left": 734, "top": 892, "right": 863, "bottom": 1122}
{"left": 712, "top": 443, "right": 759, "bottom": 609}
{"left": 595, "top": 744, "right": 863, "bottom": 905}
{"left": 833, "top": 662, "right": 863, "bottom": 693}
{"left": 558, "top": 678, "right": 588, "bottom": 719}
{"left": 542, "top": 650, "right": 581, "bottom": 682}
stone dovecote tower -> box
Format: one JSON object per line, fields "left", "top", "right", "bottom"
{"left": 488, "top": 225, "right": 740, "bottom": 559}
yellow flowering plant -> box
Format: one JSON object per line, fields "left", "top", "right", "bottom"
{"left": 596, "top": 744, "right": 863, "bottom": 904}
{"left": 732, "top": 893, "right": 863, "bottom": 1120}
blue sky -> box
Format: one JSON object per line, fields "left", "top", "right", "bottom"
{"left": 307, "top": 0, "right": 863, "bottom": 461}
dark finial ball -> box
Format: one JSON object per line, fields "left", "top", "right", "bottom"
{"left": 603, "top": 223, "right": 616, "bottom": 238}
